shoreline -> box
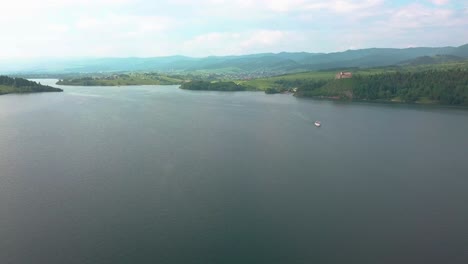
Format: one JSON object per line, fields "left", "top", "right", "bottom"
{"left": 294, "top": 95, "right": 468, "bottom": 109}
{"left": 24, "top": 78, "right": 468, "bottom": 109}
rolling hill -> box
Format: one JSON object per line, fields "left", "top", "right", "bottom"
{"left": 398, "top": 55, "right": 466, "bottom": 66}
{"left": 2, "top": 44, "right": 467, "bottom": 75}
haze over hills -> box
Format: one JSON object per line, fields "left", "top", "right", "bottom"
{"left": 1, "top": 44, "right": 467, "bottom": 75}
{"left": 398, "top": 55, "right": 466, "bottom": 66}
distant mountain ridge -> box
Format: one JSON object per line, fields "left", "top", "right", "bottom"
{"left": 398, "top": 55, "right": 466, "bottom": 66}
{"left": 2, "top": 44, "right": 467, "bottom": 75}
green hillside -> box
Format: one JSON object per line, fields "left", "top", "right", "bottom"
{"left": 398, "top": 55, "right": 465, "bottom": 66}
{"left": 4, "top": 44, "right": 468, "bottom": 75}
{"left": 0, "top": 76, "right": 63, "bottom": 95}
{"left": 57, "top": 73, "right": 186, "bottom": 86}
{"left": 242, "top": 61, "right": 468, "bottom": 106}
{"left": 239, "top": 67, "right": 395, "bottom": 91}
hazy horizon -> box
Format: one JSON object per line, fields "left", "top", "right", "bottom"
{"left": 1, "top": 43, "right": 467, "bottom": 61}
{"left": 1, "top": 0, "right": 467, "bottom": 59}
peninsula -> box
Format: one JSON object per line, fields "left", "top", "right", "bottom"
{"left": 57, "top": 73, "right": 185, "bottom": 86}
{"left": 0, "top": 76, "right": 63, "bottom": 95}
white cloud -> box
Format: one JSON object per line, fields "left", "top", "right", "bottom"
{"left": 240, "top": 30, "right": 289, "bottom": 48}
{"left": 75, "top": 14, "right": 174, "bottom": 34}
{"left": 429, "top": 0, "right": 450, "bottom": 5}
{"left": 47, "top": 24, "right": 71, "bottom": 33}
{"left": 171, "top": 0, "right": 383, "bottom": 16}
{"left": 182, "top": 32, "right": 245, "bottom": 56}
{"left": 182, "top": 30, "right": 304, "bottom": 56}
{"left": 386, "top": 3, "right": 466, "bottom": 29}
{"left": 324, "top": 0, "right": 384, "bottom": 13}
{"left": 0, "top": 0, "right": 467, "bottom": 58}
{"left": 263, "top": 0, "right": 307, "bottom": 12}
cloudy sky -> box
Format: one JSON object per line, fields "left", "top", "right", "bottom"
{"left": 1, "top": 0, "right": 467, "bottom": 58}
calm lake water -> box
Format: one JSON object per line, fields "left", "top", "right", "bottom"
{"left": 1, "top": 79, "right": 468, "bottom": 264}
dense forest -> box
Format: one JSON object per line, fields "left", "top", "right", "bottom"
{"left": 180, "top": 81, "right": 250, "bottom": 91}
{"left": 0, "top": 76, "right": 62, "bottom": 95}
{"left": 291, "top": 69, "right": 468, "bottom": 105}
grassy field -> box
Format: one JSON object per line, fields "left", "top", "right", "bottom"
{"left": 239, "top": 60, "right": 468, "bottom": 91}
{"left": 54, "top": 59, "right": 468, "bottom": 89}
{"left": 0, "top": 85, "right": 17, "bottom": 94}
{"left": 58, "top": 73, "right": 186, "bottom": 86}
{"left": 238, "top": 68, "right": 383, "bottom": 90}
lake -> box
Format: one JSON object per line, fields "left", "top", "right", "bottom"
{"left": 1, "top": 79, "right": 468, "bottom": 264}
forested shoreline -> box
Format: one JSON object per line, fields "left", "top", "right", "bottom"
{"left": 180, "top": 81, "right": 252, "bottom": 91}
{"left": 0, "top": 76, "right": 63, "bottom": 95}
{"left": 6, "top": 63, "right": 467, "bottom": 107}
{"left": 287, "top": 69, "right": 468, "bottom": 105}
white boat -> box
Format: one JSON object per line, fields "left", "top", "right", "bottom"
{"left": 314, "top": 121, "right": 321, "bottom": 127}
